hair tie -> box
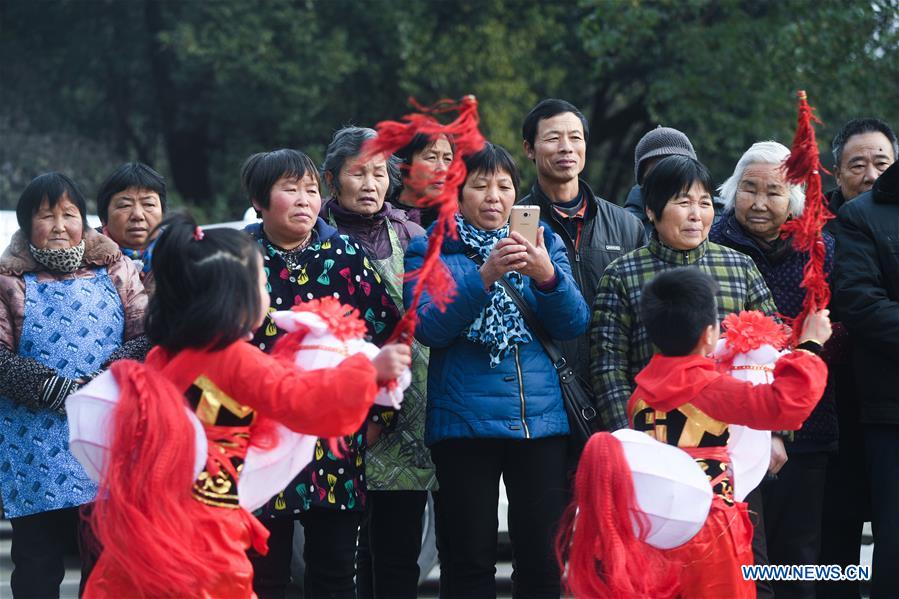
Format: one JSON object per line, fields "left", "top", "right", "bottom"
{"left": 194, "top": 226, "right": 204, "bottom": 241}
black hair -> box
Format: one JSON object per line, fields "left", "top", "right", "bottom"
{"left": 639, "top": 268, "right": 718, "bottom": 356}
{"left": 146, "top": 212, "right": 264, "bottom": 353}
{"left": 96, "top": 162, "right": 167, "bottom": 224}
{"left": 521, "top": 98, "right": 590, "bottom": 148}
{"left": 460, "top": 142, "right": 521, "bottom": 198}
{"left": 320, "top": 126, "right": 401, "bottom": 198}
{"left": 240, "top": 149, "right": 319, "bottom": 212}
{"left": 16, "top": 172, "right": 88, "bottom": 235}
{"left": 394, "top": 133, "right": 456, "bottom": 169}
{"left": 642, "top": 155, "right": 714, "bottom": 222}
{"left": 831, "top": 117, "right": 898, "bottom": 167}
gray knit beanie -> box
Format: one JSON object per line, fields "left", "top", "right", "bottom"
{"left": 634, "top": 126, "right": 697, "bottom": 183}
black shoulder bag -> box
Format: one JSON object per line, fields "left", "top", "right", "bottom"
{"left": 465, "top": 251, "right": 600, "bottom": 447}
{"left": 495, "top": 277, "right": 601, "bottom": 447}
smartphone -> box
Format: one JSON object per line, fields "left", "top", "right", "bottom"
{"left": 509, "top": 205, "right": 540, "bottom": 245}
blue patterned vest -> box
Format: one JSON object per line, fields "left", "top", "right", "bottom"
{"left": 0, "top": 268, "right": 124, "bottom": 518}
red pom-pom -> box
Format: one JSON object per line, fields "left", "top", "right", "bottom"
{"left": 722, "top": 311, "right": 790, "bottom": 354}
{"left": 291, "top": 297, "right": 368, "bottom": 341}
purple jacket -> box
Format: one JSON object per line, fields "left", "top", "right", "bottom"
{"left": 321, "top": 200, "right": 426, "bottom": 258}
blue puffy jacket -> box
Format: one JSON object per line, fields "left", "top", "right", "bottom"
{"left": 403, "top": 224, "right": 590, "bottom": 446}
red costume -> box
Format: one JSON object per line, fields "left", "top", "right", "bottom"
{"left": 627, "top": 350, "right": 827, "bottom": 598}
{"left": 84, "top": 341, "right": 379, "bottom": 599}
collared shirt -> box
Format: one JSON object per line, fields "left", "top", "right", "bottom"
{"left": 589, "top": 235, "right": 778, "bottom": 430}
{"left": 550, "top": 192, "right": 588, "bottom": 250}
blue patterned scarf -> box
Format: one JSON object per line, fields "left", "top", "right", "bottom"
{"left": 120, "top": 235, "right": 159, "bottom": 273}
{"left": 455, "top": 214, "right": 532, "bottom": 367}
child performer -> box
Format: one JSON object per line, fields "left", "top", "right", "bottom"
{"left": 79, "top": 214, "right": 411, "bottom": 598}
{"left": 558, "top": 268, "right": 831, "bottom": 598}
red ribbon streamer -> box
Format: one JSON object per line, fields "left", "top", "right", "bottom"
{"left": 363, "top": 96, "right": 486, "bottom": 345}
{"left": 780, "top": 90, "right": 834, "bottom": 345}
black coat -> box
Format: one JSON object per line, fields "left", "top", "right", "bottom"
{"left": 824, "top": 187, "right": 847, "bottom": 236}
{"left": 519, "top": 179, "right": 647, "bottom": 396}
{"left": 832, "top": 161, "right": 899, "bottom": 425}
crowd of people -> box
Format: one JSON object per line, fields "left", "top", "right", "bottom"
{"left": 0, "top": 97, "right": 896, "bottom": 599}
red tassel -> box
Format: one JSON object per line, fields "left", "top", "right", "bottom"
{"left": 362, "top": 96, "right": 486, "bottom": 345}
{"left": 779, "top": 91, "right": 834, "bottom": 345}
{"left": 90, "top": 360, "right": 223, "bottom": 597}
{"left": 556, "top": 433, "right": 679, "bottom": 598}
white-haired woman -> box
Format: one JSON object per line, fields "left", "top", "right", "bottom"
{"left": 711, "top": 140, "right": 842, "bottom": 599}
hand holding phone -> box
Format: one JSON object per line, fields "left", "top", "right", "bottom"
{"left": 509, "top": 205, "right": 540, "bottom": 245}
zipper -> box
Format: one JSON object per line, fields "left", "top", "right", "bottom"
{"left": 549, "top": 207, "right": 584, "bottom": 290}
{"left": 514, "top": 345, "right": 531, "bottom": 439}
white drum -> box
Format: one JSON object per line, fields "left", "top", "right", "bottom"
{"left": 612, "top": 429, "right": 713, "bottom": 549}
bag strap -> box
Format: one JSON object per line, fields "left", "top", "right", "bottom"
{"left": 465, "top": 250, "right": 574, "bottom": 383}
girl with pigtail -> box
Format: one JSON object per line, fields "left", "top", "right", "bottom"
{"left": 76, "top": 213, "right": 411, "bottom": 598}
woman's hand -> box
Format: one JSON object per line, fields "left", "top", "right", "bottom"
{"left": 768, "top": 435, "right": 788, "bottom": 475}
{"left": 799, "top": 309, "right": 833, "bottom": 346}
{"left": 479, "top": 237, "right": 527, "bottom": 288}
{"left": 510, "top": 228, "right": 555, "bottom": 286}
{"left": 371, "top": 343, "right": 412, "bottom": 382}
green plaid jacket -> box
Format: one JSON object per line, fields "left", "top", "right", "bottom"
{"left": 589, "top": 236, "right": 778, "bottom": 430}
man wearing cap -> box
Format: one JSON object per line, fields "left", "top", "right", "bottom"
{"left": 624, "top": 126, "right": 725, "bottom": 236}
{"left": 518, "top": 98, "right": 646, "bottom": 424}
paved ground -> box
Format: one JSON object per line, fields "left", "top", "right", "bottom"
{"left": 0, "top": 519, "right": 871, "bottom": 598}
{"left": 0, "top": 519, "right": 515, "bottom": 598}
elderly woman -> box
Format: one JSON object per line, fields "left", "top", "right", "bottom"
{"left": 405, "top": 143, "right": 589, "bottom": 597}
{"left": 319, "top": 127, "right": 434, "bottom": 598}
{"left": 0, "top": 173, "right": 147, "bottom": 597}
{"left": 711, "top": 141, "right": 839, "bottom": 599}
{"left": 241, "top": 149, "right": 400, "bottom": 599}
{"left": 590, "top": 155, "right": 778, "bottom": 430}
{"left": 96, "top": 162, "right": 167, "bottom": 295}
{"left": 392, "top": 133, "right": 455, "bottom": 228}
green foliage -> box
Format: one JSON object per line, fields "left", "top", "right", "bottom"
{"left": 1, "top": 0, "right": 896, "bottom": 221}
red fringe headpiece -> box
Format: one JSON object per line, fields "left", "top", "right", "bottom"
{"left": 90, "top": 360, "right": 227, "bottom": 597}
{"left": 780, "top": 90, "right": 834, "bottom": 344}
{"left": 556, "top": 433, "right": 679, "bottom": 598}
{"left": 362, "top": 96, "right": 485, "bottom": 345}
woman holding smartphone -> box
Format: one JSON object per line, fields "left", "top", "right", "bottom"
{"left": 403, "top": 143, "right": 590, "bottom": 598}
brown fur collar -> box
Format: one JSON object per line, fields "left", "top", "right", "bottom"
{"left": 0, "top": 228, "right": 122, "bottom": 276}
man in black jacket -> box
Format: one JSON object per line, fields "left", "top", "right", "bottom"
{"left": 825, "top": 118, "right": 897, "bottom": 229}
{"left": 518, "top": 98, "right": 646, "bottom": 425}
{"left": 818, "top": 118, "right": 896, "bottom": 599}
{"left": 832, "top": 161, "right": 899, "bottom": 598}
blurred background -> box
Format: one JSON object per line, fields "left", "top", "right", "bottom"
{"left": 1, "top": 0, "right": 897, "bottom": 223}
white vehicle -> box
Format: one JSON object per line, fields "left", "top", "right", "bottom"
{"left": 0, "top": 210, "right": 101, "bottom": 255}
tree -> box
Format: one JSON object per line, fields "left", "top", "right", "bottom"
{"left": 575, "top": 0, "right": 899, "bottom": 198}
{"left": 2, "top": 0, "right": 896, "bottom": 220}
